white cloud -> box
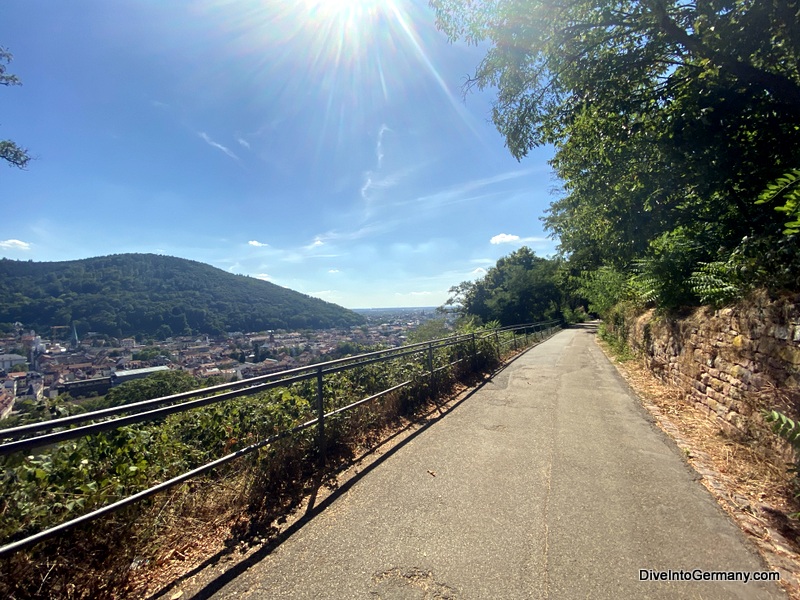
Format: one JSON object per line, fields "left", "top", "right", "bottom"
{"left": 490, "top": 233, "right": 520, "bottom": 244}
{"left": 395, "top": 291, "right": 435, "bottom": 296}
{"left": 471, "top": 267, "right": 487, "bottom": 277}
{"left": 0, "top": 239, "right": 31, "bottom": 250}
{"left": 309, "top": 239, "right": 324, "bottom": 248}
{"left": 237, "top": 137, "right": 250, "bottom": 149}
{"left": 255, "top": 273, "right": 272, "bottom": 281}
{"left": 328, "top": 269, "right": 340, "bottom": 273}
{"left": 248, "top": 240, "right": 269, "bottom": 247}
{"left": 490, "top": 233, "right": 549, "bottom": 245}
{"left": 198, "top": 132, "right": 239, "bottom": 160}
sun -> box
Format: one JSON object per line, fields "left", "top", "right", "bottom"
{"left": 297, "top": 0, "right": 386, "bottom": 35}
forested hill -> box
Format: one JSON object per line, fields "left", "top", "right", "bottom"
{"left": 0, "top": 254, "right": 364, "bottom": 337}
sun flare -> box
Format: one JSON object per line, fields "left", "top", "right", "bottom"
{"left": 198, "top": 0, "right": 476, "bottom": 151}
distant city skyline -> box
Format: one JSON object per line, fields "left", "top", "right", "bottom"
{"left": 1, "top": 0, "right": 558, "bottom": 309}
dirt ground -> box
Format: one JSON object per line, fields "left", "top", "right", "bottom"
{"left": 596, "top": 336, "right": 800, "bottom": 599}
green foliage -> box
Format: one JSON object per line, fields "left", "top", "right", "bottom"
{"left": 577, "top": 267, "right": 629, "bottom": 318}
{"left": 0, "top": 389, "right": 316, "bottom": 547}
{"left": 597, "top": 302, "right": 638, "bottom": 361}
{"left": 756, "top": 169, "right": 800, "bottom": 235}
{"left": 764, "top": 409, "right": 800, "bottom": 509}
{"left": 628, "top": 229, "right": 705, "bottom": 309}
{"left": 688, "top": 261, "right": 745, "bottom": 307}
{"left": 445, "top": 247, "right": 564, "bottom": 326}
{"left": 0, "top": 253, "right": 364, "bottom": 337}
{"left": 407, "top": 319, "right": 451, "bottom": 343}
{"left": 764, "top": 410, "right": 800, "bottom": 449}
{"left": 99, "top": 371, "right": 198, "bottom": 409}
{"left": 132, "top": 346, "right": 168, "bottom": 362}
{"left": 598, "top": 322, "right": 636, "bottom": 362}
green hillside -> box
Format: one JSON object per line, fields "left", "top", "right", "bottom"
{"left": 0, "top": 254, "right": 364, "bottom": 337}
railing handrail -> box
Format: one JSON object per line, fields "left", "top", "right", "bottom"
{"left": 0, "top": 319, "right": 561, "bottom": 557}
{"left": 0, "top": 320, "right": 556, "bottom": 449}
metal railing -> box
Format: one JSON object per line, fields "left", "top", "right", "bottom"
{"left": 0, "top": 320, "right": 561, "bottom": 556}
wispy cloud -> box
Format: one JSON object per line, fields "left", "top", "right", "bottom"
{"left": 360, "top": 169, "right": 410, "bottom": 201}
{"left": 237, "top": 137, "right": 251, "bottom": 149}
{"left": 198, "top": 132, "right": 239, "bottom": 160}
{"left": 414, "top": 170, "right": 533, "bottom": 207}
{"left": 471, "top": 267, "right": 487, "bottom": 277}
{"left": 360, "top": 175, "right": 374, "bottom": 200}
{"left": 0, "top": 239, "right": 31, "bottom": 250}
{"left": 376, "top": 124, "right": 390, "bottom": 169}
{"left": 248, "top": 240, "right": 269, "bottom": 247}
{"left": 490, "top": 233, "right": 548, "bottom": 245}
{"left": 255, "top": 273, "right": 272, "bottom": 281}
{"left": 328, "top": 269, "right": 340, "bottom": 273}
{"left": 314, "top": 223, "right": 391, "bottom": 244}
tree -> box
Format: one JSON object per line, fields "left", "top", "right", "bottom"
{"left": 445, "top": 247, "right": 563, "bottom": 326}
{"left": 431, "top": 0, "right": 800, "bottom": 159}
{"left": 432, "top": 0, "right": 800, "bottom": 296}
{"left": 1, "top": 47, "right": 31, "bottom": 169}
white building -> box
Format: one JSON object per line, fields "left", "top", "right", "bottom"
{"left": 0, "top": 354, "right": 26, "bottom": 371}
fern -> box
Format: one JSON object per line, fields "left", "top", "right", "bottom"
{"left": 756, "top": 169, "right": 800, "bottom": 235}
{"left": 688, "top": 261, "right": 743, "bottom": 307}
{"left": 764, "top": 410, "right": 800, "bottom": 448}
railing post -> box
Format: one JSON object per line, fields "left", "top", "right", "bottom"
{"left": 525, "top": 327, "right": 529, "bottom": 346}
{"left": 427, "top": 342, "right": 435, "bottom": 399}
{"left": 471, "top": 332, "right": 478, "bottom": 372}
{"left": 316, "top": 365, "right": 326, "bottom": 466}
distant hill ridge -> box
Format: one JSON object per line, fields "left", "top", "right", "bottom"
{"left": 0, "top": 253, "right": 364, "bottom": 337}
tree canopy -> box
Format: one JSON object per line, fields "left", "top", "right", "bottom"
{"left": 445, "top": 247, "right": 564, "bottom": 325}
{"left": 1, "top": 47, "right": 31, "bottom": 170}
{"left": 432, "top": 0, "right": 800, "bottom": 307}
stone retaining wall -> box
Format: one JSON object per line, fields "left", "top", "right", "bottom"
{"left": 617, "top": 291, "right": 800, "bottom": 455}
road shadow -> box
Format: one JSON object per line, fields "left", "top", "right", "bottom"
{"left": 569, "top": 320, "right": 599, "bottom": 335}
{"left": 151, "top": 353, "right": 531, "bottom": 600}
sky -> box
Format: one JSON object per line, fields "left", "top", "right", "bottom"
{"left": 1, "top": 0, "right": 559, "bottom": 309}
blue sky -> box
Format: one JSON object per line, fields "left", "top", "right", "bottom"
{"left": 1, "top": 0, "right": 557, "bottom": 309}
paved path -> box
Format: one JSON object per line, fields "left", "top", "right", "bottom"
{"left": 207, "top": 325, "right": 784, "bottom": 599}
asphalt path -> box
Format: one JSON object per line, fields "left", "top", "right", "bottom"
{"left": 206, "top": 324, "right": 785, "bottom": 599}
